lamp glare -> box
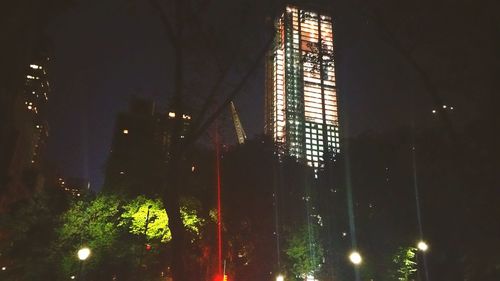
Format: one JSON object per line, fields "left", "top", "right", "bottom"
{"left": 77, "top": 247, "right": 91, "bottom": 261}
{"left": 417, "top": 241, "right": 429, "bottom": 252}
{"left": 349, "top": 251, "right": 362, "bottom": 265}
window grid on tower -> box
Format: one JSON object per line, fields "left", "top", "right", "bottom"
{"left": 266, "top": 5, "right": 340, "bottom": 168}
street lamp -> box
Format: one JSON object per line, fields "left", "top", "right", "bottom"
{"left": 349, "top": 251, "right": 362, "bottom": 265}
{"left": 77, "top": 247, "right": 91, "bottom": 280}
{"left": 417, "top": 241, "right": 429, "bottom": 252}
{"left": 276, "top": 274, "right": 284, "bottom": 281}
{"left": 77, "top": 247, "right": 91, "bottom": 261}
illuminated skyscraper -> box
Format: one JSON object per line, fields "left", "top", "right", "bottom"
{"left": 265, "top": 5, "right": 340, "bottom": 168}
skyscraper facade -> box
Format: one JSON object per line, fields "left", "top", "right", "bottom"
{"left": 265, "top": 5, "right": 339, "bottom": 168}
{"left": 24, "top": 57, "right": 51, "bottom": 166}
{"left": 1, "top": 49, "right": 51, "bottom": 211}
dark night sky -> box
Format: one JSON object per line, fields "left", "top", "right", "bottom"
{"left": 44, "top": 0, "right": 498, "bottom": 189}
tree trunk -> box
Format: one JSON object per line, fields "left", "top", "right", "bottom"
{"left": 162, "top": 0, "right": 187, "bottom": 279}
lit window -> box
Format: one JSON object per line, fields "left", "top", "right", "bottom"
{"left": 123, "top": 129, "right": 129, "bottom": 134}
{"left": 30, "top": 64, "right": 41, "bottom": 69}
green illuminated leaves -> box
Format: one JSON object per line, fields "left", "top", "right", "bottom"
{"left": 180, "top": 197, "right": 204, "bottom": 236}
{"left": 58, "top": 195, "right": 121, "bottom": 250}
{"left": 120, "top": 196, "right": 171, "bottom": 242}
{"left": 285, "top": 223, "right": 324, "bottom": 278}
{"left": 391, "top": 246, "right": 418, "bottom": 281}
{"left": 119, "top": 196, "right": 205, "bottom": 242}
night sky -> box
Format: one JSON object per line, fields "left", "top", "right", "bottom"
{"left": 44, "top": 0, "right": 498, "bottom": 189}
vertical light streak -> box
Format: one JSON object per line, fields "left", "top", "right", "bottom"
{"left": 215, "top": 122, "right": 223, "bottom": 277}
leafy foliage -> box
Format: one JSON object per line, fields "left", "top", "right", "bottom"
{"left": 0, "top": 192, "right": 62, "bottom": 280}
{"left": 285, "top": 223, "right": 324, "bottom": 279}
{"left": 120, "top": 196, "right": 171, "bottom": 242}
{"left": 391, "top": 246, "right": 417, "bottom": 281}
{"left": 180, "top": 197, "right": 204, "bottom": 236}
{"left": 53, "top": 194, "right": 204, "bottom": 279}
{"left": 57, "top": 195, "right": 123, "bottom": 277}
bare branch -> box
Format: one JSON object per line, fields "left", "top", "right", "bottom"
{"left": 186, "top": 34, "right": 275, "bottom": 144}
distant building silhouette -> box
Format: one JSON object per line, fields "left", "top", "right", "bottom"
{"left": 103, "top": 97, "right": 191, "bottom": 196}
{"left": 0, "top": 47, "right": 51, "bottom": 211}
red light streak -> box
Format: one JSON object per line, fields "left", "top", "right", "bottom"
{"left": 215, "top": 122, "right": 223, "bottom": 276}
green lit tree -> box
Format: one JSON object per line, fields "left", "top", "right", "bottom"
{"left": 391, "top": 246, "right": 417, "bottom": 281}
{"left": 285, "top": 223, "right": 324, "bottom": 280}
{"left": 54, "top": 194, "right": 204, "bottom": 280}
{"left": 55, "top": 195, "right": 131, "bottom": 280}
{"left": 120, "top": 196, "right": 204, "bottom": 242}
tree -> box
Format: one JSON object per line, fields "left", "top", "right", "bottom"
{"left": 391, "top": 247, "right": 417, "bottom": 281}
{"left": 120, "top": 196, "right": 172, "bottom": 243}
{"left": 0, "top": 190, "right": 63, "bottom": 280}
{"left": 143, "top": 1, "right": 277, "bottom": 279}
{"left": 52, "top": 194, "right": 206, "bottom": 280}
{"left": 55, "top": 195, "right": 129, "bottom": 280}
{"left": 285, "top": 223, "right": 324, "bottom": 280}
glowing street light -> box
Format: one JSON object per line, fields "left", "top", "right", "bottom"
{"left": 77, "top": 247, "right": 91, "bottom": 260}
{"left": 417, "top": 241, "right": 429, "bottom": 252}
{"left": 276, "top": 274, "right": 284, "bottom": 281}
{"left": 349, "top": 251, "right": 362, "bottom": 265}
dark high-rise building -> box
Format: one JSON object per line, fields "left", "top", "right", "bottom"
{"left": 103, "top": 98, "right": 191, "bottom": 196}
{"left": 0, "top": 49, "right": 51, "bottom": 211}
{"left": 24, "top": 57, "right": 51, "bottom": 166}
{"left": 265, "top": 4, "right": 340, "bottom": 169}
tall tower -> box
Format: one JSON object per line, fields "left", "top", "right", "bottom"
{"left": 265, "top": 5, "right": 340, "bottom": 168}
{"left": 1, "top": 49, "right": 51, "bottom": 211}
{"left": 24, "top": 56, "right": 51, "bottom": 166}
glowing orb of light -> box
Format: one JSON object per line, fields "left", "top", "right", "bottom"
{"left": 77, "top": 247, "right": 91, "bottom": 261}
{"left": 417, "top": 241, "right": 429, "bottom": 252}
{"left": 349, "top": 251, "right": 362, "bottom": 265}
